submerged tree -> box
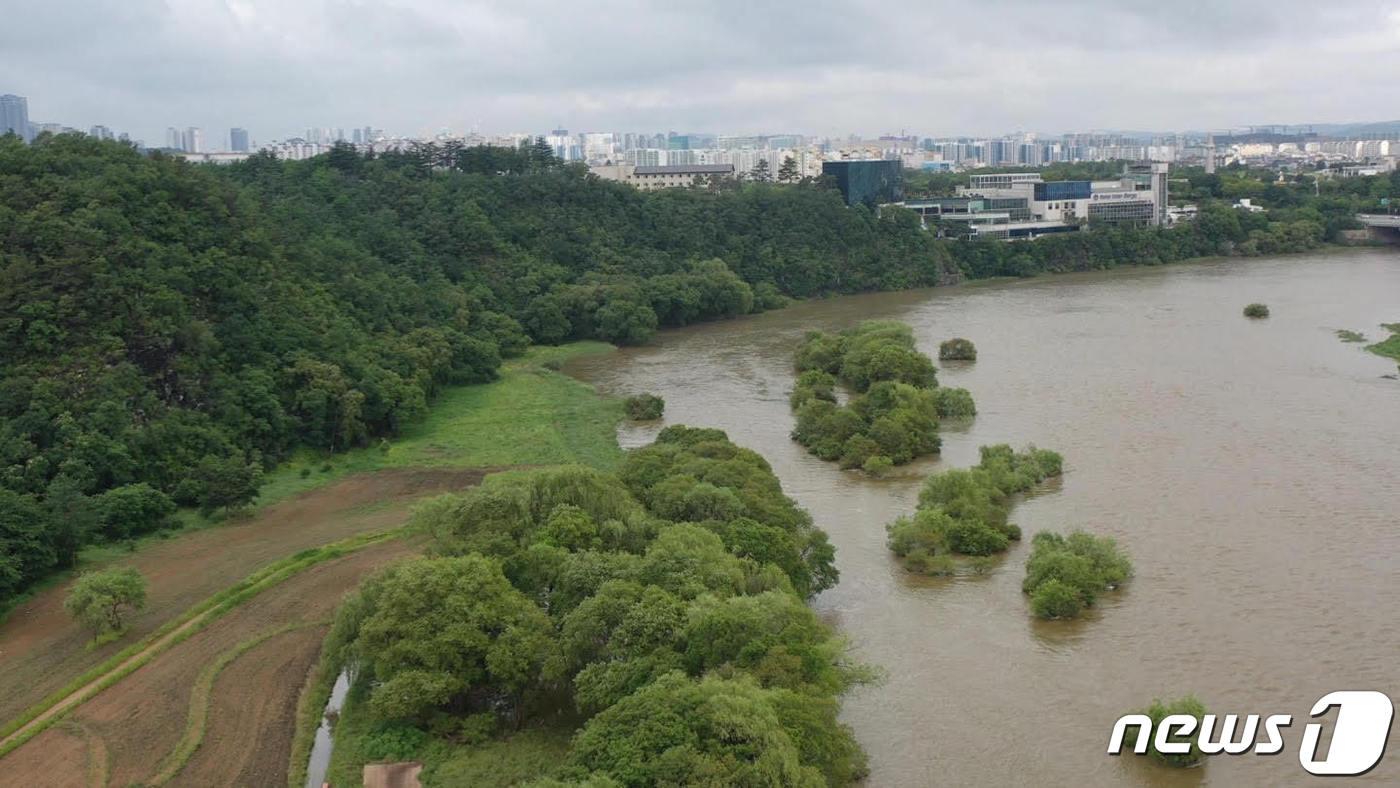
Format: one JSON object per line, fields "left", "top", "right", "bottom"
{"left": 938, "top": 337, "right": 977, "bottom": 361}
{"left": 623, "top": 393, "right": 665, "bottom": 420}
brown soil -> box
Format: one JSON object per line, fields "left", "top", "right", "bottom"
{"left": 169, "top": 626, "right": 325, "bottom": 788}
{"left": 0, "top": 724, "right": 89, "bottom": 788}
{"left": 0, "top": 467, "right": 483, "bottom": 724}
{"left": 0, "top": 539, "right": 418, "bottom": 787}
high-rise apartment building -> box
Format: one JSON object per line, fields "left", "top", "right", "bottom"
{"left": 181, "top": 127, "right": 204, "bottom": 153}
{"left": 166, "top": 126, "right": 182, "bottom": 150}
{"left": 1, "top": 94, "right": 31, "bottom": 142}
{"left": 230, "top": 127, "right": 249, "bottom": 152}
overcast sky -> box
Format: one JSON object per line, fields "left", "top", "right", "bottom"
{"left": 5, "top": 0, "right": 1400, "bottom": 145}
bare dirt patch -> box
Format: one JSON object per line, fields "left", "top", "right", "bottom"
{"left": 0, "top": 539, "right": 418, "bottom": 787}
{"left": 0, "top": 468, "right": 482, "bottom": 724}
{"left": 0, "top": 723, "right": 88, "bottom": 788}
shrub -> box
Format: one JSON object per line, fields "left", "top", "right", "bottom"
{"left": 1243, "top": 303, "right": 1269, "bottom": 318}
{"left": 1022, "top": 530, "right": 1132, "bottom": 619}
{"left": 839, "top": 435, "right": 882, "bottom": 470}
{"left": 623, "top": 393, "right": 665, "bottom": 420}
{"left": 1131, "top": 696, "right": 1208, "bottom": 768}
{"left": 360, "top": 721, "right": 428, "bottom": 761}
{"left": 939, "top": 338, "right": 977, "bottom": 361}
{"left": 933, "top": 387, "right": 976, "bottom": 418}
{"left": 967, "top": 556, "right": 996, "bottom": 575}
{"left": 943, "top": 519, "right": 1009, "bottom": 556}
{"left": 862, "top": 455, "right": 893, "bottom": 477}
{"left": 1030, "top": 579, "right": 1082, "bottom": 619}
{"left": 904, "top": 550, "right": 955, "bottom": 576}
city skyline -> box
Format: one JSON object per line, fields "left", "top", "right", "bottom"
{"left": 5, "top": 0, "right": 1400, "bottom": 144}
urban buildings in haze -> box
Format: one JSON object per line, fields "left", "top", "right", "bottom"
{"left": 1, "top": 94, "right": 31, "bottom": 142}
{"left": 230, "top": 128, "right": 249, "bottom": 152}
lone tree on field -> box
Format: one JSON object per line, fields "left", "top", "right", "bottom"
{"left": 65, "top": 567, "right": 148, "bottom": 637}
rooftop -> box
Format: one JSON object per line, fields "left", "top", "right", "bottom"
{"left": 633, "top": 164, "right": 735, "bottom": 175}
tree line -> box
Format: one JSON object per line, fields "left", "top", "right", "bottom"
{"left": 326, "top": 427, "right": 864, "bottom": 785}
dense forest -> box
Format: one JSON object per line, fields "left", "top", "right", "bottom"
{"left": 326, "top": 427, "right": 863, "bottom": 785}
{"left": 0, "top": 132, "right": 1390, "bottom": 606}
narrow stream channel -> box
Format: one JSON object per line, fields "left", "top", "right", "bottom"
{"left": 304, "top": 669, "right": 351, "bottom": 788}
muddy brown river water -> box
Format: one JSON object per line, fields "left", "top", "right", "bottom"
{"left": 567, "top": 249, "right": 1400, "bottom": 786}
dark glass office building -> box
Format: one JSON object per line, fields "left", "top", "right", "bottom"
{"left": 1033, "top": 180, "right": 1091, "bottom": 201}
{"left": 822, "top": 160, "right": 904, "bottom": 207}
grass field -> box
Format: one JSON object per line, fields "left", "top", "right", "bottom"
{"left": 252, "top": 341, "right": 623, "bottom": 505}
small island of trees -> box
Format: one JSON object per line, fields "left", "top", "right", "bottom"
{"left": 1022, "top": 530, "right": 1132, "bottom": 619}
{"left": 623, "top": 393, "right": 665, "bottom": 420}
{"left": 1124, "top": 696, "right": 1209, "bottom": 768}
{"left": 1243, "top": 303, "right": 1270, "bottom": 318}
{"left": 789, "top": 321, "right": 976, "bottom": 471}
{"left": 885, "top": 444, "right": 1062, "bottom": 573}
{"left": 939, "top": 337, "right": 977, "bottom": 361}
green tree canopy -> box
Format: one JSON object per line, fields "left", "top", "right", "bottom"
{"left": 64, "top": 566, "right": 147, "bottom": 635}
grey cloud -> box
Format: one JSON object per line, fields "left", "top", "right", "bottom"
{"left": 3, "top": 0, "right": 1399, "bottom": 143}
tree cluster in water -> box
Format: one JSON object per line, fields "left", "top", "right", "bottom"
{"left": 886, "top": 445, "right": 1063, "bottom": 574}
{"left": 324, "top": 427, "right": 868, "bottom": 786}
{"left": 1022, "top": 530, "right": 1132, "bottom": 619}
{"left": 790, "top": 321, "right": 976, "bottom": 471}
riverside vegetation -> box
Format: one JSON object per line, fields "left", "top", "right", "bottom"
{"left": 790, "top": 322, "right": 976, "bottom": 471}
{"left": 319, "top": 426, "right": 865, "bottom": 786}
{"left": 1, "top": 134, "right": 1388, "bottom": 608}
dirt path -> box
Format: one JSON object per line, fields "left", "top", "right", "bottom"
{"left": 0, "top": 467, "right": 484, "bottom": 724}
{"left": 0, "top": 603, "right": 214, "bottom": 757}
{"left": 0, "top": 540, "right": 418, "bottom": 787}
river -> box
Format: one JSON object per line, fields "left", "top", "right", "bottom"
{"left": 566, "top": 249, "right": 1400, "bottom": 786}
